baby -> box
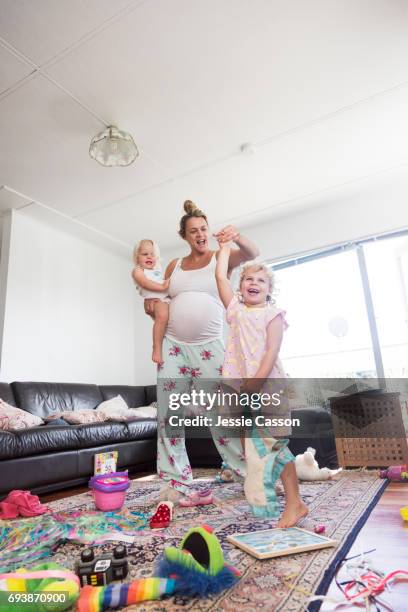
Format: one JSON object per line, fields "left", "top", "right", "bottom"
{"left": 132, "top": 239, "right": 169, "bottom": 364}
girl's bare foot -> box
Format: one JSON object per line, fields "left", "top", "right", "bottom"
{"left": 152, "top": 348, "right": 163, "bottom": 364}
{"left": 277, "top": 499, "right": 308, "bottom": 528}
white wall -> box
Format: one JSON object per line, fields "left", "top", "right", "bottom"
{"left": 0, "top": 210, "right": 148, "bottom": 385}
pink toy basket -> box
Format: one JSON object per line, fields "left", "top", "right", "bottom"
{"left": 89, "top": 471, "right": 130, "bottom": 511}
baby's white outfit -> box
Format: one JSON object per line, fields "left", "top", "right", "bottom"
{"left": 136, "top": 268, "right": 169, "bottom": 302}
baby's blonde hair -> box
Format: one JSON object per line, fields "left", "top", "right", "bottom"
{"left": 239, "top": 261, "right": 275, "bottom": 301}
{"left": 133, "top": 239, "right": 161, "bottom": 269}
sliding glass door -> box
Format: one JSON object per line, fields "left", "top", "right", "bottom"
{"left": 272, "top": 232, "right": 408, "bottom": 378}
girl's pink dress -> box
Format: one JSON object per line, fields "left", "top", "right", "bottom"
{"left": 222, "top": 295, "right": 291, "bottom": 437}
{"left": 221, "top": 296, "right": 293, "bottom": 517}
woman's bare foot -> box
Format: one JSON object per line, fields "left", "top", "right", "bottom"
{"left": 152, "top": 348, "right": 163, "bottom": 364}
{"left": 277, "top": 498, "right": 308, "bottom": 528}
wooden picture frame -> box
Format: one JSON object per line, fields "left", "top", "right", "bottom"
{"left": 227, "top": 527, "right": 337, "bottom": 559}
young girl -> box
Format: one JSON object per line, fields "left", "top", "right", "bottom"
{"left": 215, "top": 242, "right": 308, "bottom": 528}
{"left": 132, "top": 239, "right": 169, "bottom": 364}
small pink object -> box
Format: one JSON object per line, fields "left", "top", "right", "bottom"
{"left": 314, "top": 524, "right": 326, "bottom": 534}
{"left": 0, "top": 490, "right": 49, "bottom": 519}
{"left": 89, "top": 471, "right": 130, "bottom": 511}
{"left": 179, "top": 488, "right": 213, "bottom": 507}
{"left": 379, "top": 465, "right": 408, "bottom": 482}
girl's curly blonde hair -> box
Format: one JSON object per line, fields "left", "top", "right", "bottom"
{"left": 239, "top": 261, "right": 275, "bottom": 302}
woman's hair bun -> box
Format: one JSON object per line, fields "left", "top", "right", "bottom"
{"left": 183, "top": 200, "right": 198, "bottom": 215}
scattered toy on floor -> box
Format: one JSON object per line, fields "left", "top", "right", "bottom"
{"left": 77, "top": 525, "right": 240, "bottom": 611}
{"left": 295, "top": 448, "right": 341, "bottom": 481}
{"left": 76, "top": 545, "right": 128, "bottom": 586}
{"left": 215, "top": 461, "right": 234, "bottom": 483}
{"left": 149, "top": 501, "right": 173, "bottom": 529}
{"left": 379, "top": 465, "right": 408, "bottom": 482}
{"left": 179, "top": 488, "right": 214, "bottom": 507}
{"left": 0, "top": 562, "right": 79, "bottom": 611}
{"left": 399, "top": 506, "right": 408, "bottom": 521}
{"left": 0, "top": 490, "right": 49, "bottom": 519}
{"left": 88, "top": 472, "right": 130, "bottom": 511}
{"left": 0, "top": 510, "right": 148, "bottom": 573}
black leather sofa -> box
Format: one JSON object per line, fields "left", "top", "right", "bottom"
{"left": 0, "top": 381, "right": 336, "bottom": 497}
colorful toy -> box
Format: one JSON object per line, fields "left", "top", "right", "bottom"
{"left": 77, "top": 525, "right": 240, "bottom": 611}
{"left": 295, "top": 447, "right": 341, "bottom": 481}
{"left": 215, "top": 461, "right": 234, "bottom": 483}
{"left": 314, "top": 524, "right": 326, "bottom": 534}
{"left": 379, "top": 465, "right": 408, "bottom": 482}
{"left": 179, "top": 488, "right": 213, "bottom": 507}
{"left": 400, "top": 506, "right": 408, "bottom": 521}
{"left": 76, "top": 545, "right": 128, "bottom": 586}
{"left": 149, "top": 501, "right": 173, "bottom": 528}
{"left": 0, "top": 562, "right": 79, "bottom": 611}
{"left": 88, "top": 472, "right": 130, "bottom": 511}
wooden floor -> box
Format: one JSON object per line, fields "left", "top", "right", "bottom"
{"left": 322, "top": 482, "right": 408, "bottom": 611}
{"left": 41, "top": 479, "right": 408, "bottom": 611}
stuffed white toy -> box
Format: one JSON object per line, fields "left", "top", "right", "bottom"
{"left": 295, "top": 447, "right": 341, "bottom": 481}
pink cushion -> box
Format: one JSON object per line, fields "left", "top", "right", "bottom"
{"left": 47, "top": 410, "right": 106, "bottom": 424}
{"left": 0, "top": 399, "right": 44, "bottom": 430}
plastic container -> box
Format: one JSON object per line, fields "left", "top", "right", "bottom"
{"left": 89, "top": 471, "right": 130, "bottom": 511}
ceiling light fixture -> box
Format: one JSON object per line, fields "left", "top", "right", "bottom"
{"left": 89, "top": 126, "right": 139, "bottom": 167}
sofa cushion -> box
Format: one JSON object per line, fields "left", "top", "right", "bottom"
{"left": 75, "top": 420, "right": 157, "bottom": 447}
{"left": 47, "top": 410, "right": 107, "bottom": 425}
{"left": 96, "top": 395, "right": 129, "bottom": 418}
{"left": 145, "top": 385, "right": 157, "bottom": 405}
{"left": 0, "top": 383, "right": 16, "bottom": 407}
{"left": 100, "top": 386, "right": 146, "bottom": 408}
{"left": 11, "top": 382, "right": 103, "bottom": 419}
{"left": 0, "top": 425, "right": 80, "bottom": 459}
{"left": 0, "top": 399, "right": 44, "bottom": 430}
{"left": 0, "top": 418, "right": 157, "bottom": 460}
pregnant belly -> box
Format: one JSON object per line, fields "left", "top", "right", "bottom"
{"left": 166, "top": 292, "right": 224, "bottom": 344}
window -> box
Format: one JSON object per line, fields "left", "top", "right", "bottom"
{"left": 271, "top": 232, "right": 408, "bottom": 378}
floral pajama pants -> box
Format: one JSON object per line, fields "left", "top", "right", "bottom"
{"left": 157, "top": 336, "right": 246, "bottom": 494}
{"left": 157, "top": 336, "right": 294, "bottom": 517}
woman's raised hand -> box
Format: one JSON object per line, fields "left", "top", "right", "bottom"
{"left": 214, "top": 225, "right": 241, "bottom": 244}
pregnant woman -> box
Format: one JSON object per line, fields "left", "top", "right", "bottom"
{"left": 146, "top": 201, "right": 259, "bottom": 501}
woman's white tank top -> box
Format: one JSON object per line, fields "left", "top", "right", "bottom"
{"left": 166, "top": 253, "right": 224, "bottom": 345}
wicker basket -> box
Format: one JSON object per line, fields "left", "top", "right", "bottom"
{"left": 329, "top": 391, "right": 408, "bottom": 467}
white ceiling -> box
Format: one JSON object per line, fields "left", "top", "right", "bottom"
{"left": 1, "top": 0, "right": 408, "bottom": 252}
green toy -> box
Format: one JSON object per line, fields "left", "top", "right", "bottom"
{"left": 0, "top": 562, "right": 80, "bottom": 612}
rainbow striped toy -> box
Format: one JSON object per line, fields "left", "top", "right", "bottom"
{"left": 77, "top": 525, "right": 240, "bottom": 612}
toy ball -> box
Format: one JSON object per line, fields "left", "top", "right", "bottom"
{"left": 314, "top": 524, "right": 326, "bottom": 534}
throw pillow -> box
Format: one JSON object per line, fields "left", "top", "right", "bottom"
{"left": 58, "top": 410, "right": 107, "bottom": 425}
{"left": 96, "top": 395, "right": 129, "bottom": 419}
{"left": 115, "top": 405, "right": 157, "bottom": 421}
{"left": 0, "top": 399, "right": 44, "bottom": 430}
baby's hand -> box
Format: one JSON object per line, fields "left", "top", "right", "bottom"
{"left": 163, "top": 278, "right": 170, "bottom": 291}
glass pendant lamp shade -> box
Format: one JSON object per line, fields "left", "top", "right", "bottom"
{"left": 89, "top": 126, "right": 139, "bottom": 166}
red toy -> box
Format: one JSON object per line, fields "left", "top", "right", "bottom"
{"left": 150, "top": 501, "right": 173, "bottom": 529}
{"left": 379, "top": 465, "right": 408, "bottom": 482}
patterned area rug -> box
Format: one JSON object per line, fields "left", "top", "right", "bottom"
{"left": 48, "top": 469, "right": 386, "bottom": 611}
